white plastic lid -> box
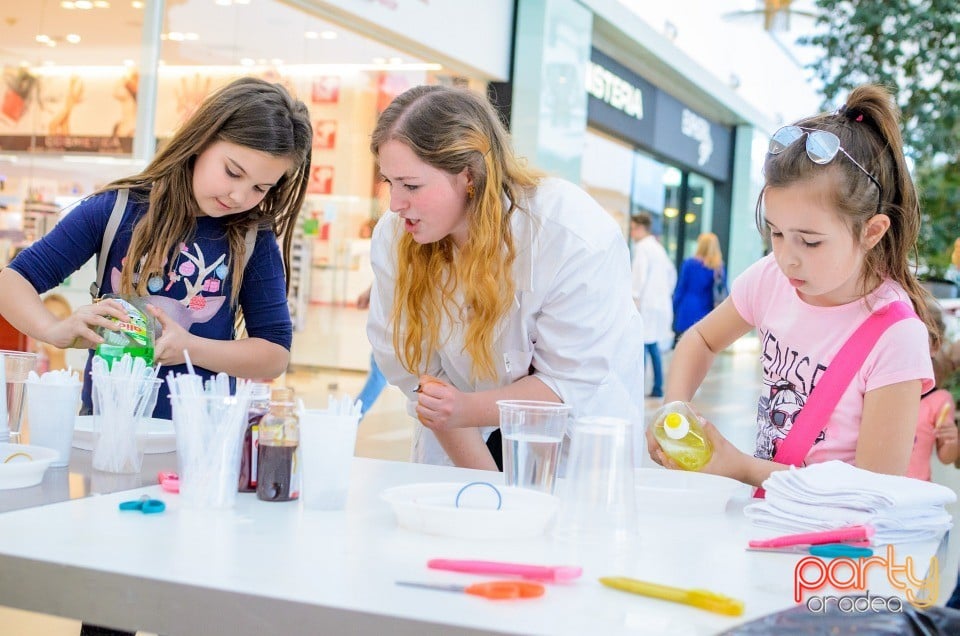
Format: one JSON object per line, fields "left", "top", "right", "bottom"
{"left": 663, "top": 412, "right": 690, "bottom": 439}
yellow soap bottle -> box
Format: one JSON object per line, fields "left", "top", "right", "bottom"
{"left": 652, "top": 401, "right": 713, "bottom": 471}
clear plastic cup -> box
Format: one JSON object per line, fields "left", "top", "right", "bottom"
{"left": 172, "top": 394, "right": 251, "bottom": 509}
{"left": 26, "top": 380, "right": 81, "bottom": 467}
{"left": 91, "top": 374, "right": 162, "bottom": 474}
{"left": 554, "top": 416, "right": 637, "bottom": 545}
{"left": 497, "top": 400, "right": 571, "bottom": 495}
{"left": 0, "top": 350, "right": 39, "bottom": 443}
{"left": 299, "top": 409, "right": 359, "bottom": 510}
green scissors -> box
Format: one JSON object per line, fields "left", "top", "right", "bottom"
{"left": 119, "top": 494, "right": 166, "bottom": 515}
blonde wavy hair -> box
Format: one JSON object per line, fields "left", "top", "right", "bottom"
{"left": 695, "top": 232, "right": 724, "bottom": 271}
{"left": 371, "top": 85, "right": 541, "bottom": 380}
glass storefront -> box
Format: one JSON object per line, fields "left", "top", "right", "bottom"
{"left": 0, "top": 0, "right": 498, "bottom": 372}
{"left": 581, "top": 128, "right": 719, "bottom": 268}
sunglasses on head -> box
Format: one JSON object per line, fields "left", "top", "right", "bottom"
{"left": 768, "top": 125, "right": 882, "bottom": 214}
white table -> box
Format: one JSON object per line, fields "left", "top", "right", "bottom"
{"left": 0, "top": 458, "right": 948, "bottom": 635}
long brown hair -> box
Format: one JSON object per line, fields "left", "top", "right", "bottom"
{"left": 371, "top": 85, "right": 541, "bottom": 380}
{"left": 104, "top": 76, "right": 312, "bottom": 307}
{"left": 755, "top": 84, "right": 937, "bottom": 344}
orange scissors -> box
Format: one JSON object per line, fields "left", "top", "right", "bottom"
{"left": 396, "top": 580, "right": 544, "bottom": 600}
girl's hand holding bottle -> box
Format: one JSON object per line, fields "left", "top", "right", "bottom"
{"left": 44, "top": 299, "right": 129, "bottom": 350}
{"left": 146, "top": 304, "right": 193, "bottom": 366}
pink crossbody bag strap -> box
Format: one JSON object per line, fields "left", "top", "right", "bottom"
{"left": 754, "top": 300, "right": 916, "bottom": 498}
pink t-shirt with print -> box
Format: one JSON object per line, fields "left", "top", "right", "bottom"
{"left": 731, "top": 254, "right": 933, "bottom": 466}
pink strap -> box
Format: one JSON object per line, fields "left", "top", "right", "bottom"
{"left": 755, "top": 300, "right": 916, "bottom": 497}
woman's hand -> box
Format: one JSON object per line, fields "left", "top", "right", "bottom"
{"left": 147, "top": 304, "right": 195, "bottom": 366}
{"left": 416, "top": 374, "right": 470, "bottom": 431}
{"left": 41, "top": 299, "right": 129, "bottom": 350}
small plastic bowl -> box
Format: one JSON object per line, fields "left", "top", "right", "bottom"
{"left": 381, "top": 482, "right": 560, "bottom": 539}
{"left": 635, "top": 468, "right": 743, "bottom": 515}
{"left": 0, "top": 443, "right": 58, "bottom": 490}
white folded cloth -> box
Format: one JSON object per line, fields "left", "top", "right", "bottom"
{"left": 744, "top": 461, "right": 956, "bottom": 544}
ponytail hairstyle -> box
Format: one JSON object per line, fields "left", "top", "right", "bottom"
{"left": 371, "top": 85, "right": 542, "bottom": 381}
{"left": 106, "top": 76, "right": 312, "bottom": 308}
{"left": 755, "top": 84, "right": 938, "bottom": 345}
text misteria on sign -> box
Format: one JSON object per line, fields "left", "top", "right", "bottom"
{"left": 585, "top": 62, "right": 644, "bottom": 120}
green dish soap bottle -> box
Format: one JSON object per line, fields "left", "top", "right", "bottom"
{"left": 95, "top": 295, "right": 157, "bottom": 368}
{"left": 652, "top": 401, "right": 713, "bottom": 471}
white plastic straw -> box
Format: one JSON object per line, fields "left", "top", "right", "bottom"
{"left": 0, "top": 353, "right": 7, "bottom": 438}
{"left": 183, "top": 348, "right": 196, "bottom": 376}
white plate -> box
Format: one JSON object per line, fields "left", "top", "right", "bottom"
{"left": 381, "top": 482, "right": 559, "bottom": 540}
{"left": 0, "top": 443, "right": 57, "bottom": 489}
{"left": 73, "top": 415, "right": 176, "bottom": 454}
{"left": 636, "top": 467, "right": 743, "bottom": 515}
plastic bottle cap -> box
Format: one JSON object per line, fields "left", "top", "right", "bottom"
{"left": 663, "top": 412, "right": 690, "bottom": 439}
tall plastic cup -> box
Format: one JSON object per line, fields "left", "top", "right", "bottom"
{"left": 554, "top": 416, "right": 637, "bottom": 545}
{"left": 26, "top": 380, "right": 81, "bottom": 467}
{"left": 497, "top": 400, "right": 571, "bottom": 495}
{"left": 299, "top": 409, "right": 359, "bottom": 510}
{"left": 0, "top": 350, "right": 39, "bottom": 443}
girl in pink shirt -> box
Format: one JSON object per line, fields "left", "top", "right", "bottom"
{"left": 647, "top": 84, "right": 937, "bottom": 488}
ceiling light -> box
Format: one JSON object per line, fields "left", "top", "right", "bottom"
{"left": 684, "top": 213, "right": 697, "bottom": 224}
{"left": 320, "top": 31, "right": 337, "bottom": 40}
{"left": 60, "top": 1, "right": 76, "bottom": 9}
{"left": 93, "top": 1, "right": 110, "bottom": 7}
{"left": 132, "top": 1, "right": 144, "bottom": 8}
{"left": 304, "top": 31, "right": 319, "bottom": 39}
{"left": 66, "top": 34, "right": 81, "bottom": 44}
{"left": 35, "top": 35, "right": 51, "bottom": 43}
{"left": 663, "top": 207, "right": 679, "bottom": 218}
{"left": 74, "top": 0, "right": 93, "bottom": 9}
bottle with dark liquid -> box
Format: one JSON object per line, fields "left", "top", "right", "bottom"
{"left": 256, "top": 387, "right": 300, "bottom": 502}
{"left": 238, "top": 382, "right": 271, "bottom": 492}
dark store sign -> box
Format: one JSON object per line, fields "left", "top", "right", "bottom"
{"left": 0, "top": 135, "right": 133, "bottom": 154}
{"left": 585, "top": 62, "right": 644, "bottom": 120}
{"left": 586, "top": 48, "right": 732, "bottom": 182}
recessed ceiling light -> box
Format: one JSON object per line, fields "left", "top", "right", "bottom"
{"left": 93, "top": 0, "right": 110, "bottom": 7}
{"left": 35, "top": 34, "right": 51, "bottom": 43}
{"left": 320, "top": 31, "right": 337, "bottom": 40}
{"left": 132, "top": 1, "right": 144, "bottom": 8}
{"left": 304, "top": 31, "right": 319, "bottom": 39}
{"left": 66, "top": 34, "right": 81, "bottom": 44}
{"left": 74, "top": 0, "right": 93, "bottom": 9}
{"left": 60, "top": 1, "right": 76, "bottom": 9}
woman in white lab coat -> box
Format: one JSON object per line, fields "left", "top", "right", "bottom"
{"left": 367, "top": 85, "right": 644, "bottom": 470}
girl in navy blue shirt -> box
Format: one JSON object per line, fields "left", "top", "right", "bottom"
{"left": 0, "top": 77, "right": 312, "bottom": 418}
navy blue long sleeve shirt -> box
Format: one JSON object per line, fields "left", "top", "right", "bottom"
{"left": 8, "top": 188, "right": 292, "bottom": 419}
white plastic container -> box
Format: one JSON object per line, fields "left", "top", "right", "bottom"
{"left": 0, "top": 443, "right": 57, "bottom": 489}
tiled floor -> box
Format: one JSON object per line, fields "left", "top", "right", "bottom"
{"left": 3, "top": 305, "right": 960, "bottom": 633}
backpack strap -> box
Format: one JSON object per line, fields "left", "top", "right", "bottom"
{"left": 90, "top": 188, "right": 128, "bottom": 300}
{"left": 755, "top": 300, "right": 916, "bottom": 497}
{"left": 243, "top": 224, "right": 258, "bottom": 272}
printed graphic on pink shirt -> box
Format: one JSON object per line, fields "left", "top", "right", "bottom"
{"left": 755, "top": 332, "right": 827, "bottom": 461}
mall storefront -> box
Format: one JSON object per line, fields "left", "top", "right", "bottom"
{"left": 581, "top": 48, "right": 733, "bottom": 267}
{"left": 0, "top": 0, "right": 514, "bottom": 371}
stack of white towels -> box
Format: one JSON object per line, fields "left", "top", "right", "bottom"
{"left": 745, "top": 461, "right": 956, "bottom": 544}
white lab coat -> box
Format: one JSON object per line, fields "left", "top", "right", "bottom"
{"left": 368, "top": 178, "right": 646, "bottom": 466}
{"left": 632, "top": 235, "right": 676, "bottom": 346}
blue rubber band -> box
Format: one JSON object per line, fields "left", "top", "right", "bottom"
{"left": 455, "top": 481, "right": 503, "bottom": 511}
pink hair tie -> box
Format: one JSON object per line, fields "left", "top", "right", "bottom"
{"left": 855, "top": 114, "right": 864, "bottom": 122}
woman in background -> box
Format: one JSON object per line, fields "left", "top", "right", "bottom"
{"left": 672, "top": 232, "right": 726, "bottom": 343}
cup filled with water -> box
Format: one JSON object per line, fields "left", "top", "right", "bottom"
{"left": 0, "top": 350, "right": 39, "bottom": 443}
{"left": 496, "top": 400, "right": 571, "bottom": 495}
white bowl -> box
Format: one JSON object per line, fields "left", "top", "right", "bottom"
{"left": 73, "top": 415, "right": 176, "bottom": 454}
{"left": 381, "top": 482, "right": 560, "bottom": 539}
{"left": 0, "top": 443, "right": 57, "bottom": 489}
{"left": 635, "top": 468, "right": 743, "bottom": 515}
